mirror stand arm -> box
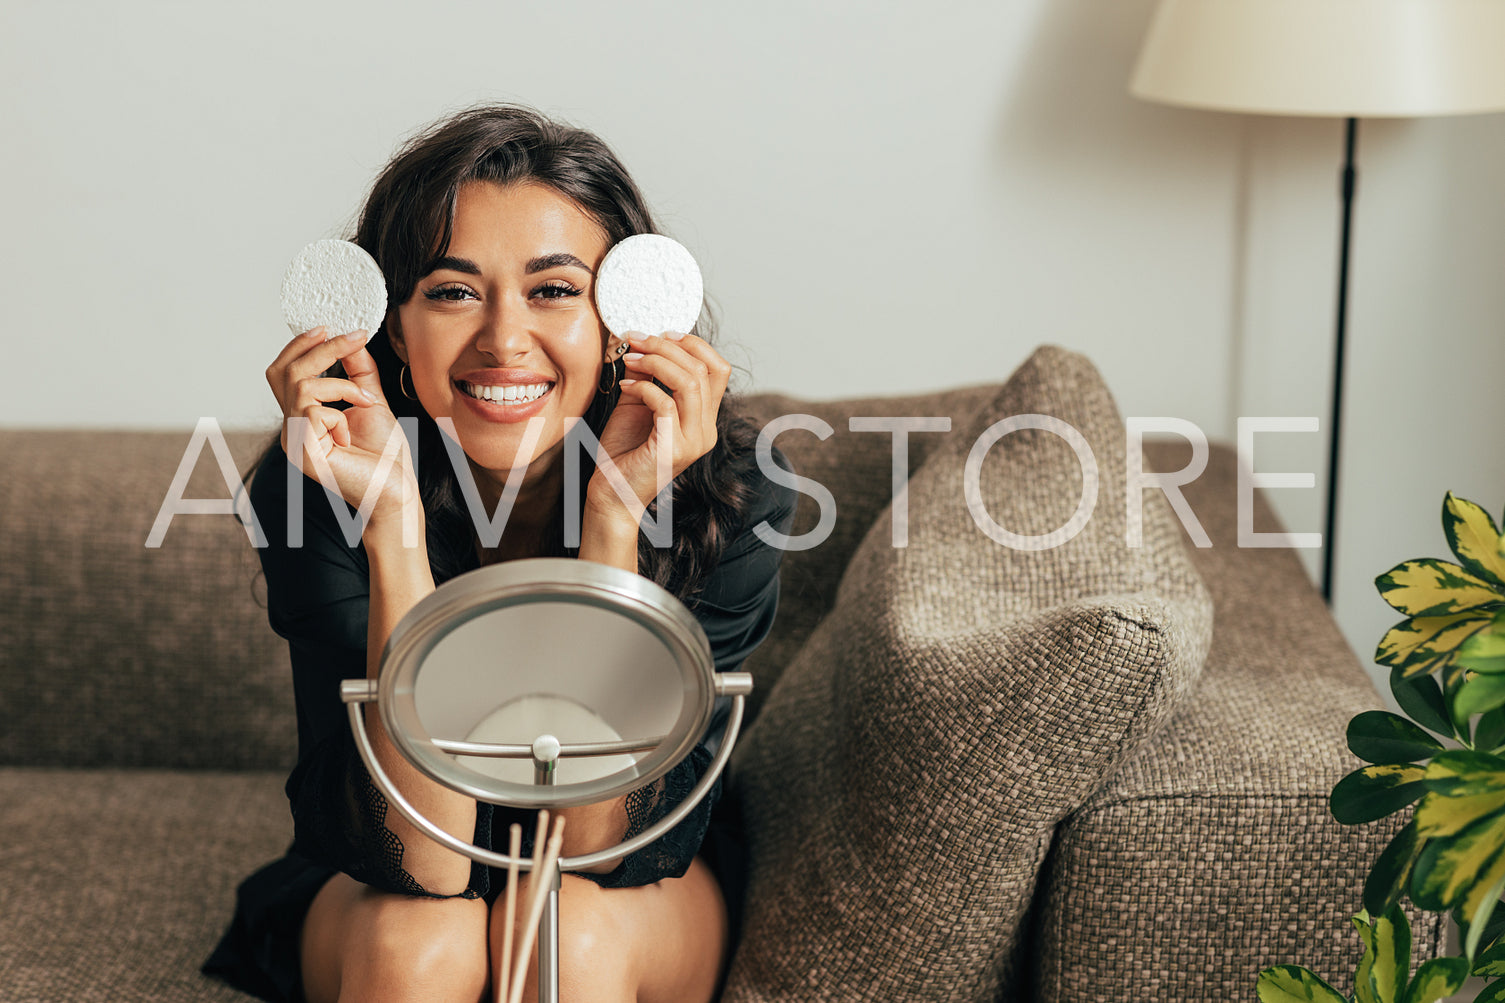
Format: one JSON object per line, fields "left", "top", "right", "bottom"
{"left": 341, "top": 681, "right": 516, "bottom": 870}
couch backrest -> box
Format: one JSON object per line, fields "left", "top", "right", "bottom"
{"left": 0, "top": 388, "right": 997, "bottom": 771}
{"left": 0, "top": 428, "right": 296, "bottom": 770}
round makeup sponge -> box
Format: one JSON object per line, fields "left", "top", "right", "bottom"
{"left": 594, "top": 234, "right": 703, "bottom": 338}
{"left": 280, "top": 239, "right": 387, "bottom": 342}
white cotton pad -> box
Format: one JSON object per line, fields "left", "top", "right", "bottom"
{"left": 280, "top": 239, "right": 387, "bottom": 342}
{"left": 593, "top": 233, "right": 703, "bottom": 338}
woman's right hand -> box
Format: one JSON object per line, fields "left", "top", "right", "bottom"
{"left": 266, "top": 328, "right": 418, "bottom": 532}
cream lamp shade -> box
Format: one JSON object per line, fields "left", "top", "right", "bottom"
{"left": 1129, "top": 0, "right": 1505, "bottom": 603}
{"left": 1131, "top": 0, "right": 1505, "bottom": 117}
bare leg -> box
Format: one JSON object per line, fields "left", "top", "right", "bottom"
{"left": 302, "top": 871, "right": 491, "bottom": 1003}
{"left": 632, "top": 858, "right": 730, "bottom": 1003}
{"left": 491, "top": 857, "right": 728, "bottom": 1003}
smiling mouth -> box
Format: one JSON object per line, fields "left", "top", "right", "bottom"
{"left": 457, "top": 380, "right": 554, "bottom": 404}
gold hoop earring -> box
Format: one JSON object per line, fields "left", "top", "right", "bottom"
{"left": 598, "top": 358, "right": 619, "bottom": 396}
{"left": 399, "top": 365, "right": 418, "bottom": 401}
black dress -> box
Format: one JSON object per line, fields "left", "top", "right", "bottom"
{"left": 204, "top": 444, "right": 796, "bottom": 1002}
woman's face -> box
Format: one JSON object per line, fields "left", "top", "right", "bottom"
{"left": 391, "top": 180, "right": 612, "bottom": 477}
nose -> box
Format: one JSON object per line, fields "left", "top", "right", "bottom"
{"left": 473, "top": 296, "right": 533, "bottom": 363}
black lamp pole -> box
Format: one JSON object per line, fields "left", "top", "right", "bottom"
{"left": 1322, "top": 116, "right": 1359, "bottom": 604}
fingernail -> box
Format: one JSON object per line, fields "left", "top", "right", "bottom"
{"left": 623, "top": 352, "right": 644, "bottom": 362}
{"left": 362, "top": 389, "right": 378, "bottom": 402}
{"left": 344, "top": 329, "right": 367, "bottom": 341}
{"left": 306, "top": 327, "right": 326, "bottom": 340}
{"left": 619, "top": 379, "right": 638, "bottom": 386}
{"left": 665, "top": 330, "right": 686, "bottom": 341}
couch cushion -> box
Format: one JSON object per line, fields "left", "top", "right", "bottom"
{"left": 0, "top": 429, "right": 294, "bottom": 770}
{"left": 1029, "top": 440, "right": 1447, "bottom": 1000}
{"left": 722, "top": 346, "right": 1214, "bottom": 1001}
{"left": 0, "top": 767, "right": 289, "bottom": 1001}
{"left": 736, "top": 384, "right": 999, "bottom": 722}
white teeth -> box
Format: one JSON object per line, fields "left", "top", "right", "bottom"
{"left": 463, "top": 381, "right": 551, "bottom": 404}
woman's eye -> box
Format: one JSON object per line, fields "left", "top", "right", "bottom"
{"left": 424, "top": 284, "right": 476, "bottom": 302}
{"left": 534, "top": 282, "right": 583, "bottom": 301}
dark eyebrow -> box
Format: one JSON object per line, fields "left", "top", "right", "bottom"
{"left": 525, "top": 252, "right": 593, "bottom": 276}
{"left": 420, "top": 252, "right": 594, "bottom": 278}
{"left": 422, "top": 255, "right": 482, "bottom": 277}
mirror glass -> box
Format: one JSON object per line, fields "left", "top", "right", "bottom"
{"left": 415, "top": 601, "right": 685, "bottom": 784}
{"left": 380, "top": 559, "right": 715, "bottom": 808}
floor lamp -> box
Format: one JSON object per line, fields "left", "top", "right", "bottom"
{"left": 1129, "top": 0, "right": 1505, "bottom": 603}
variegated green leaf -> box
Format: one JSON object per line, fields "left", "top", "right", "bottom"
{"left": 1445, "top": 654, "right": 1472, "bottom": 693}
{"left": 1354, "top": 905, "right": 1409, "bottom": 1003}
{"left": 1377, "top": 613, "right": 1492, "bottom": 679}
{"left": 1477, "top": 911, "right": 1505, "bottom": 957}
{"left": 1414, "top": 786, "right": 1505, "bottom": 838}
{"left": 1462, "top": 611, "right": 1505, "bottom": 675}
{"left": 1399, "top": 957, "right": 1468, "bottom": 1003}
{"left": 1349, "top": 711, "right": 1445, "bottom": 764}
{"left": 1445, "top": 492, "right": 1505, "bottom": 588}
{"left": 1447, "top": 665, "right": 1473, "bottom": 735}
{"left": 1392, "top": 665, "right": 1455, "bottom": 739}
{"left": 1332, "top": 764, "right": 1429, "bottom": 825}
{"left": 1456, "top": 672, "right": 1505, "bottom": 719}
{"left": 1365, "top": 819, "right": 1424, "bottom": 917}
{"left": 1477, "top": 980, "right": 1505, "bottom": 1003}
{"left": 1256, "top": 965, "right": 1349, "bottom": 1003}
{"left": 1410, "top": 809, "right": 1505, "bottom": 912}
{"left": 1422, "top": 749, "right": 1505, "bottom": 797}
{"left": 1464, "top": 861, "right": 1505, "bottom": 959}
{"left": 1477, "top": 706, "right": 1505, "bottom": 753}
{"left": 1475, "top": 935, "right": 1505, "bottom": 976}
{"left": 1377, "top": 558, "right": 1503, "bottom": 617}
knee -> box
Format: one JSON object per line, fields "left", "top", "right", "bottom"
{"left": 497, "top": 875, "right": 632, "bottom": 996}
{"left": 556, "top": 879, "right": 624, "bottom": 964}
{"left": 356, "top": 894, "right": 490, "bottom": 1001}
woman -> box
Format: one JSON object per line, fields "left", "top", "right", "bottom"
{"left": 205, "top": 104, "right": 795, "bottom": 1003}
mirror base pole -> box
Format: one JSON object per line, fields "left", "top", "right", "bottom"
{"left": 537, "top": 864, "right": 561, "bottom": 1003}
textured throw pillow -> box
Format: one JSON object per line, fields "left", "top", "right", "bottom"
{"left": 722, "top": 345, "right": 1214, "bottom": 1001}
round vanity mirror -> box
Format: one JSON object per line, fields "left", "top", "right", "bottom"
{"left": 342, "top": 557, "right": 752, "bottom": 872}
{"left": 379, "top": 558, "right": 714, "bottom": 808}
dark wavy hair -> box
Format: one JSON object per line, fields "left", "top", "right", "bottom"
{"left": 261, "top": 103, "right": 762, "bottom": 600}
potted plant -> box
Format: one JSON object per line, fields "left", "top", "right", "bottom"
{"left": 1257, "top": 493, "right": 1505, "bottom": 1003}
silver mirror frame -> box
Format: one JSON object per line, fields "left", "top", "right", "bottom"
{"left": 340, "top": 558, "right": 752, "bottom": 873}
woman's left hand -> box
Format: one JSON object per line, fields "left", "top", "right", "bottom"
{"left": 588, "top": 331, "right": 732, "bottom": 527}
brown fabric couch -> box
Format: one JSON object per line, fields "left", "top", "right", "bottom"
{"left": 0, "top": 346, "right": 1442, "bottom": 1000}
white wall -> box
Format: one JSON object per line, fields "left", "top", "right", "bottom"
{"left": 0, "top": 0, "right": 1234, "bottom": 429}
{"left": 3, "top": 0, "right": 1502, "bottom": 695}
{"left": 1236, "top": 112, "right": 1505, "bottom": 701}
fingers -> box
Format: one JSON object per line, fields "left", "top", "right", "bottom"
{"left": 620, "top": 332, "right": 729, "bottom": 446}
{"left": 614, "top": 377, "right": 707, "bottom": 480}
{"left": 309, "top": 404, "right": 352, "bottom": 450}
{"left": 671, "top": 333, "right": 734, "bottom": 399}
{"left": 295, "top": 376, "right": 381, "bottom": 413}
{"left": 627, "top": 332, "right": 731, "bottom": 399}
{"left": 266, "top": 329, "right": 373, "bottom": 413}
{"left": 266, "top": 326, "right": 330, "bottom": 380}
{"left": 268, "top": 327, "right": 368, "bottom": 380}
{"left": 340, "top": 344, "right": 386, "bottom": 402}
{"left": 614, "top": 378, "right": 678, "bottom": 440}
{"left": 279, "top": 403, "right": 350, "bottom": 470}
